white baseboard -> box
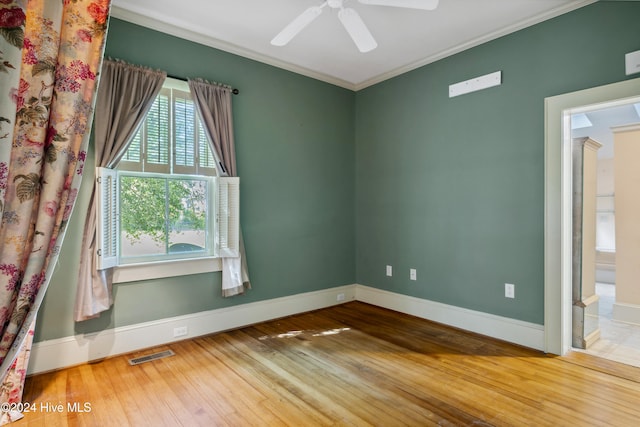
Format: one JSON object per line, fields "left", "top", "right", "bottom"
{"left": 29, "top": 284, "right": 545, "bottom": 375}
{"left": 613, "top": 302, "right": 640, "bottom": 326}
{"left": 28, "top": 284, "right": 356, "bottom": 375}
{"left": 355, "top": 285, "right": 545, "bottom": 351}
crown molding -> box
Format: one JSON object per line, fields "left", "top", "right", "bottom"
{"left": 109, "top": 6, "right": 357, "bottom": 91}
{"left": 111, "top": 0, "right": 596, "bottom": 92}
{"left": 354, "top": 0, "right": 598, "bottom": 90}
{"left": 611, "top": 122, "right": 640, "bottom": 133}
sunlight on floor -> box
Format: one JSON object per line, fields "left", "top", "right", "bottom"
{"left": 259, "top": 328, "right": 351, "bottom": 341}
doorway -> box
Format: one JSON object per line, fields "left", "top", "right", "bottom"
{"left": 544, "top": 77, "right": 640, "bottom": 358}
{"left": 569, "top": 101, "right": 640, "bottom": 367}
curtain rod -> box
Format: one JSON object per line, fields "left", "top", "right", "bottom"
{"left": 168, "top": 74, "right": 239, "bottom": 95}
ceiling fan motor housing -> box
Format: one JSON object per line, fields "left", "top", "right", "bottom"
{"left": 328, "top": 0, "right": 344, "bottom": 9}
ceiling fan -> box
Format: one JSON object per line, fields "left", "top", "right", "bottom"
{"left": 271, "top": 0, "right": 440, "bottom": 53}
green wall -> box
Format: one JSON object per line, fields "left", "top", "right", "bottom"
{"left": 36, "top": 2, "right": 640, "bottom": 342}
{"left": 35, "top": 18, "right": 356, "bottom": 341}
{"left": 355, "top": 1, "right": 640, "bottom": 324}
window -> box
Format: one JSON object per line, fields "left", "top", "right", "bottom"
{"left": 118, "top": 82, "right": 217, "bottom": 176}
{"left": 96, "top": 78, "right": 239, "bottom": 271}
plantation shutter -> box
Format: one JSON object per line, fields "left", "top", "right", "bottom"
{"left": 198, "top": 121, "right": 217, "bottom": 175}
{"left": 215, "top": 177, "right": 240, "bottom": 257}
{"left": 118, "top": 128, "right": 143, "bottom": 171}
{"left": 144, "top": 88, "right": 171, "bottom": 173}
{"left": 95, "top": 167, "right": 119, "bottom": 269}
{"left": 173, "top": 89, "right": 197, "bottom": 174}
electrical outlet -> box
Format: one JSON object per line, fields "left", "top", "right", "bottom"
{"left": 173, "top": 326, "right": 188, "bottom": 337}
{"left": 337, "top": 293, "right": 345, "bottom": 302}
{"left": 410, "top": 269, "right": 417, "bottom": 281}
{"left": 386, "top": 265, "right": 393, "bottom": 276}
{"left": 505, "top": 283, "right": 515, "bottom": 299}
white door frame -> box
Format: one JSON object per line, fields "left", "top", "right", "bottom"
{"left": 544, "top": 77, "right": 640, "bottom": 355}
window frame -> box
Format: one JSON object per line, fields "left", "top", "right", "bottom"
{"left": 96, "top": 168, "right": 239, "bottom": 282}
{"left": 95, "top": 77, "right": 239, "bottom": 282}
{"left": 116, "top": 170, "right": 215, "bottom": 265}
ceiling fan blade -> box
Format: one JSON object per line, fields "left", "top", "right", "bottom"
{"left": 271, "top": 6, "right": 324, "bottom": 46}
{"left": 358, "top": 0, "right": 439, "bottom": 10}
{"left": 338, "top": 8, "right": 377, "bottom": 53}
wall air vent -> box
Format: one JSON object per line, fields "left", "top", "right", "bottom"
{"left": 449, "top": 71, "right": 502, "bottom": 98}
{"left": 128, "top": 350, "right": 175, "bottom": 366}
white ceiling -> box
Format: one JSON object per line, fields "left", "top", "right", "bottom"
{"left": 110, "top": 0, "right": 595, "bottom": 90}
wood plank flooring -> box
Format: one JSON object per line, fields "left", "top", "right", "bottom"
{"left": 20, "top": 302, "right": 640, "bottom": 426}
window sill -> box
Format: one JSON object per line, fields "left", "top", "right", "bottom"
{"left": 113, "top": 257, "right": 222, "bottom": 284}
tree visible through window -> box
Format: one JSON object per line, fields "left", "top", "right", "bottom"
{"left": 118, "top": 174, "right": 208, "bottom": 258}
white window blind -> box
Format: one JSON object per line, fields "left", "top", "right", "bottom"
{"left": 144, "top": 88, "right": 171, "bottom": 173}
{"left": 122, "top": 131, "right": 141, "bottom": 164}
{"left": 199, "top": 124, "right": 216, "bottom": 170}
{"left": 173, "top": 90, "right": 195, "bottom": 169}
{"left": 120, "top": 83, "right": 217, "bottom": 177}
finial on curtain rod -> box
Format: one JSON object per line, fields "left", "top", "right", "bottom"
{"left": 168, "top": 74, "right": 239, "bottom": 95}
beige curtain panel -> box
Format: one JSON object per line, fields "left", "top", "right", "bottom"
{"left": 188, "top": 78, "right": 251, "bottom": 296}
{"left": 74, "top": 59, "right": 166, "bottom": 322}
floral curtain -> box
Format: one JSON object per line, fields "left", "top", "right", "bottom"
{"left": 0, "top": 0, "right": 110, "bottom": 423}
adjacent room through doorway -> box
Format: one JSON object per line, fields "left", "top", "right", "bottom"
{"left": 544, "top": 77, "right": 640, "bottom": 359}
{"left": 569, "top": 100, "right": 640, "bottom": 367}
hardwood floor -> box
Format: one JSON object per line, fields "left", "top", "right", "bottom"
{"left": 20, "top": 302, "right": 640, "bottom": 426}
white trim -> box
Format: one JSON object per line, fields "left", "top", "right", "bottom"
{"left": 110, "top": 1, "right": 595, "bottom": 92}
{"left": 613, "top": 303, "right": 640, "bottom": 326}
{"left": 355, "top": 285, "right": 544, "bottom": 351}
{"left": 28, "top": 284, "right": 356, "bottom": 375}
{"left": 109, "top": 6, "right": 355, "bottom": 91}
{"left": 611, "top": 123, "right": 640, "bottom": 134}
{"left": 354, "top": 0, "right": 597, "bottom": 90}
{"left": 544, "top": 77, "right": 640, "bottom": 356}
{"left": 113, "top": 257, "right": 222, "bottom": 283}
{"left": 29, "top": 284, "right": 545, "bottom": 375}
